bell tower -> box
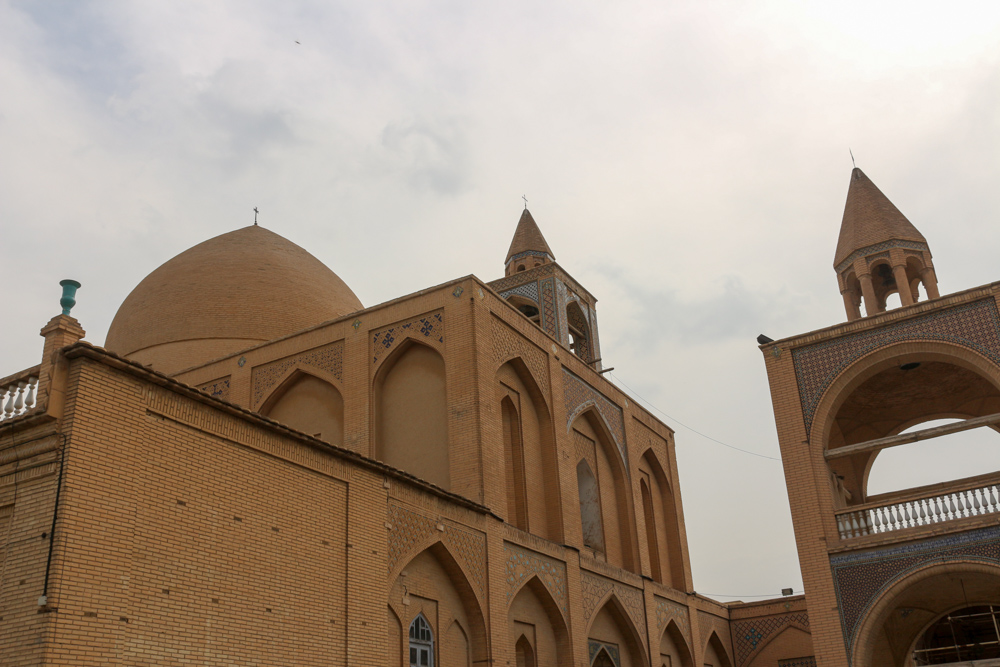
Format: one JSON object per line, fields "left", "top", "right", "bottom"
{"left": 834, "top": 168, "right": 940, "bottom": 320}
{"left": 488, "top": 209, "right": 603, "bottom": 368}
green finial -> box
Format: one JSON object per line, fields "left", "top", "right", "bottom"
{"left": 59, "top": 279, "right": 81, "bottom": 316}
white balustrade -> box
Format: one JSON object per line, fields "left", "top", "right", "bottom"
{"left": 0, "top": 376, "right": 38, "bottom": 422}
{"left": 836, "top": 481, "right": 1000, "bottom": 539}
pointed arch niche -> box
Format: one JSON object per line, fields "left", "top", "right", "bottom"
{"left": 659, "top": 620, "right": 693, "bottom": 667}
{"left": 388, "top": 543, "right": 486, "bottom": 667}
{"left": 376, "top": 341, "right": 449, "bottom": 490}
{"left": 508, "top": 576, "right": 571, "bottom": 667}
{"left": 572, "top": 410, "right": 637, "bottom": 572}
{"left": 588, "top": 596, "right": 646, "bottom": 667}
{"left": 260, "top": 370, "right": 344, "bottom": 446}
{"left": 497, "top": 358, "right": 562, "bottom": 541}
{"left": 703, "top": 631, "right": 733, "bottom": 667}
{"left": 639, "top": 450, "right": 685, "bottom": 589}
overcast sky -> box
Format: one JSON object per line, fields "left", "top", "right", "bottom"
{"left": 4, "top": 0, "right": 1000, "bottom": 603}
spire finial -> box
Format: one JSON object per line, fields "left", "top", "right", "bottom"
{"left": 522, "top": 194, "right": 528, "bottom": 210}
{"left": 253, "top": 207, "right": 259, "bottom": 226}
{"left": 850, "top": 149, "right": 856, "bottom": 169}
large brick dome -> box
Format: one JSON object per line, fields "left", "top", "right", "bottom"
{"left": 105, "top": 225, "right": 363, "bottom": 375}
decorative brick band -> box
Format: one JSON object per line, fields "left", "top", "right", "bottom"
{"left": 372, "top": 312, "right": 444, "bottom": 367}
{"left": 251, "top": 340, "right": 344, "bottom": 407}
{"left": 581, "top": 572, "right": 647, "bottom": 642}
{"left": 491, "top": 316, "right": 550, "bottom": 398}
{"left": 198, "top": 376, "right": 231, "bottom": 402}
{"left": 830, "top": 524, "right": 1000, "bottom": 661}
{"left": 503, "top": 542, "right": 568, "bottom": 616}
{"left": 563, "top": 369, "right": 628, "bottom": 471}
{"left": 792, "top": 299, "right": 1000, "bottom": 435}
{"left": 732, "top": 612, "right": 810, "bottom": 666}
{"left": 835, "top": 239, "right": 928, "bottom": 274}
{"left": 386, "top": 502, "right": 486, "bottom": 601}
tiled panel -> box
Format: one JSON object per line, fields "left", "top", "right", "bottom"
{"left": 563, "top": 369, "right": 628, "bottom": 471}
{"left": 792, "top": 299, "right": 1000, "bottom": 434}
{"left": 372, "top": 311, "right": 445, "bottom": 367}
{"left": 830, "top": 524, "right": 1000, "bottom": 659}
{"left": 251, "top": 341, "right": 344, "bottom": 407}
{"left": 198, "top": 376, "right": 231, "bottom": 401}
{"left": 732, "top": 612, "right": 810, "bottom": 666}
{"left": 503, "top": 542, "right": 568, "bottom": 616}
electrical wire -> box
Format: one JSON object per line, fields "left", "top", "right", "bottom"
{"left": 699, "top": 590, "right": 803, "bottom": 599}
{"left": 606, "top": 372, "right": 781, "bottom": 461}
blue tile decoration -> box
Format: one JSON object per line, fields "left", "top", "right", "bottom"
{"left": 778, "top": 659, "right": 817, "bottom": 667}
{"left": 487, "top": 264, "right": 556, "bottom": 294}
{"left": 588, "top": 640, "right": 621, "bottom": 667}
{"left": 835, "top": 239, "right": 928, "bottom": 273}
{"left": 198, "top": 376, "right": 231, "bottom": 401}
{"left": 793, "top": 298, "right": 1000, "bottom": 435}
{"left": 563, "top": 369, "right": 628, "bottom": 472}
{"left": 500, "top": 281, "right": 540, "bottom": 304}
{"left": 506, "top": 250, "right": 552, "bottom": 268}
{"left": 581, "top": 572, "right": 647, "bottom": 643}
{"left": 654, "top": 597, "right": 691, "bottom": 639}
{"left": 830, "top": 524, "right": 1000, "bottom": 662}
{"left": 732, "top": 612, "right": 809, "bottom": 666}
{"left": 251, "top": 341, "right": 344, "bottom": 407}
{"left": 503, "top": 542, "right": 567, "bottom": 616}
{"left": 540, "top": 277, "right": 558, "bottom": 337}
{"left": 372, "top": 311, "right": 445, "bottom": 366}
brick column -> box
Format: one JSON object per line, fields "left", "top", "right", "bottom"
{"left": 858, "top": 273, "right": 879, "bottom": 316}
{"left": 892, "top": 265, "right": 915, "bottom": 306}
{"left": 921, "top": 267, "right": 941, "bottom": 299}
{"left": 38, "top": 315, "right": 86, "bottom": 418}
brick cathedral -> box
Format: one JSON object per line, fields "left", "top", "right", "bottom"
{"left": 1, "top": 168, "right": 998, "bottom": 666}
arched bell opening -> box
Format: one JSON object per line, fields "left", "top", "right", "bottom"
{"left": 911, "top": 604, "right": 1000, "bottom": 665}
{"left": 507, "top": 295, "right": 541, "bottom": 325}
{"left": 566, "top": 301, "right": 593, "bottom": 362}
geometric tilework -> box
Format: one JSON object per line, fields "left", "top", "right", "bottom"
{"left": 491, "top": 317, "right": 550, "bottom": 398}
{"left": 499, "top": 281, "right": 539, "bottom": 304}
{"left": 540, "top": 277, "right": 558, "bottom": 338}
{"left": 197, "top": 376, "right": 231, "bottom": 401}
{"left": 830, "top": 523, "right": 1000, "bottom": 662}
{"left": 251, "top": 340, "right": 344, "bottom": 407}
{"left": 588, "top": 640, "right": 621, "bottom": 667}
{"left": 503, "top": 542, "right": 567, "bottom": 616}
{"left": 387, "top": 502, "right": 487, "bottom": 600}
{"left": 792, "top": 299, "right": 1000, "bottom": 435}
{"left": 778, "top": 659, "right": 817, "bottom": 667}
{"left": 487, "top": 264, "right": 555, "bottom": 295}
{"left": 834, "top": 239, "right": 928, "bottom": 274}
{"left": 563, "top": 369, "right": 628, "bottom": 472}
{"left": 581, "top": 572, "right": 647, "bottom": 643}
{"left": 372, "top": 312, "right": 444, "bottom": 367}
{"left": 506, "top": 250, "right": 552, "bottom": 268}
{"left": 654, "top": 597, "right": 690, "bottom": 639}
{"left": 731, "top": 612, "right": 809, "bottom": 666}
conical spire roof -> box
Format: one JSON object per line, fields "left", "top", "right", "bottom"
{"left": 834, "top": 168, "right": 926, "bottom": 267}
{"left": 505, "top": 209, "right": 555, "bottom": 263}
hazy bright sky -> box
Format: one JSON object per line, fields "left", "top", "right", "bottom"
{"left": 4, "top": 0, "right": 1000, "bottom": 603}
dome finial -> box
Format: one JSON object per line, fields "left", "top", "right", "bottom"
{"left": 59, "top": 279, "right": 81, "bottom": 316}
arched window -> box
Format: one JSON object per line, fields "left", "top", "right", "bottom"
{"left": 515, "top": 635, "right": 535, "bottom": 667}
{"left": 502, "top": 396, "right": 529, "bottom": 531}
{"left": 409, "top": 614, "right": 434, "bottom": 667}
{"left": 566, "top": 302, "right": 591, "bottom": 361}
{"left": 577, "top": 459, "right": 605, "bottom": 552}
{"left": 640, "top": 478, "right": 662, "bottom": 583}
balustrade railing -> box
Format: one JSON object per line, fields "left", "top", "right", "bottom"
{"left": 836, "top": 477, "right": 1000, "bottom": 540}
{"left": 0, "top": 369, "right": 40, "bottom": 422}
